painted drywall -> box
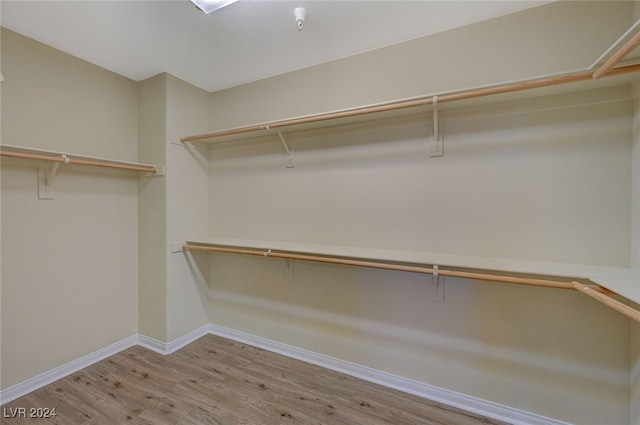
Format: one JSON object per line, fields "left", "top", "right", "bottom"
{"left": 631, "top": 0, "right": 640, "bottom": 412}
{"left": 208, "top": 88, "right": 631, "bottom": 266}
{"left": 138, "top": 74, "right": 168, "bottom": 342}
{"left": 139, "top": 73, "right": 211, "bottom": 343}
{"left": 631, "top": 80, "right": 640, "bottom": 425}
{"left": 206, "top": 3, "right": 636, "bottom": 423}
{"left": 631, "top": 3, "right": 640, "bottom": 420}
{"left": 0, "top": 29, "right": 139, "bottom": 389}
{"left": 164, "top": 74, "right": 210, "bottom": 341}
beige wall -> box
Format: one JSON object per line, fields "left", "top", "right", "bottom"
{"left": 631, "top": 76, "right": 640, "bottom": 425}
{"left": 1, "top": 29, "right": 139, "bottom": 388}
{"left": 630, "top": 2, "right": 640, "bottom": 419}
{"left": 138, "top": 73, "right": 211, "bottom": 343}
{"left": 164, "top": 74, "right": 210, "bottom": 341}
{"left": 631, "top": 3, "right": 640, "bottom": 419}
{"left": 207, "top": 2, "right": 637, "bottom": 424}
{"left": 138, "top": 74, "right": 168, "bottom": 341}
{"left": 208, "top": 87, "right": 631, "bottom": 266}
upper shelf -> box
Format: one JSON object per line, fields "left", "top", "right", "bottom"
{"left": 181, "top": 62, "right": 640, "bottom": 146}
{"left": 0, "top": 143, "right": 163, "bottom": 199}
{"left": 181, "top": 19, "right": 640, "bottom": 146}
{"left": 0, "top": 143, "right": 163, "bottom": 175}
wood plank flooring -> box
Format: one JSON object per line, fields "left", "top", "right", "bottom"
{"left": 1, "top": 335, "right": 509, "bottom": 425}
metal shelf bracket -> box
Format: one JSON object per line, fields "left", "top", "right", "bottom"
{"left": 430, "top": 265, "right": 444, "bottom": 302}
{"left": 277, "top": 130, "right": 295, "bottom": 168}
{"left": 430, "top": 96, "right": 443, "bottom": 157}
{"left": 282, "top": 258, "right": 294, "bottom": 280}
{"left": 38, "top": 155, "right": 68, "bottom": 199}
{"left": 267, "top": 126, "right": 295, "bottom": 168}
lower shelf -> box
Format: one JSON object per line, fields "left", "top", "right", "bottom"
{"left": 182, "top": 237, "right": 639, "bottom": 308}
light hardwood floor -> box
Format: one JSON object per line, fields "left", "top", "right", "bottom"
{"left": 1, "top": 335, "right": 509, "bottom": 424}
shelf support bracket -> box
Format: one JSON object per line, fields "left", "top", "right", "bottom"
{"left": 38, "top": 155, "right": 68, "bottom": 200}
{"left": 282, "top": 258, "right": 294, "bottom": 280}
{"left": 275, "top": 129, "right": 295, "bottom": 168}
{"left": 430, "top": 265, "right": 444, "bottom": 302}
{"left": 154, "top": 165, "right": 166, "bottom": 177}
{"left": 430, "top": 96, "right": 443, "bottom": 157}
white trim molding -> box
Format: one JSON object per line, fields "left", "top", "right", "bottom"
{"left": 0, "top": 335, "right": 139, "bottom": 405}
{"left": 138, "top": 324, "right": 211, "bottom": 355}
{"left": 207, "top": 324, "right": 570, "bottom": 425}
{"left": 1, "top": 324, "right": 569, "bottom": 425}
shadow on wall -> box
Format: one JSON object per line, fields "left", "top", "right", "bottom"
{"left": 201, "top": 253, "right": 629, "bottom": 412}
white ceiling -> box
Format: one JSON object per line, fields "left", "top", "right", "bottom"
{"left": 1, "top": 1, "right": 550, "bottom": 92}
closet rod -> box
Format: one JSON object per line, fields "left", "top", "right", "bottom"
{"left": 590, "top": 19, "right": 640, "bottom": 70}
{"left": 0, "top": 149, "right": 158, "bottom": 174}
{"left": 183, "top": 243, "right": 640, "bottom": 323}
{"left": 183, "top": 243, "right": 605, "bottom": 292}
{"left": 181, "top": 62, "right": 640, "bottom": 144}
{"left": 592, "top": 29, "right": 640, "bottom": 78}
{"left": 572, "top": 282, "right": 640, "bottom": 323}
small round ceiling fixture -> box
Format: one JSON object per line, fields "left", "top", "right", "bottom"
{"left": 294, "top": 7, "right": 306, "bottom": 31}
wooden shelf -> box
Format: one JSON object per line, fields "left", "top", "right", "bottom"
{"left": 1, "top": 143, "right": 163, "bottom": 199}
{"left": 184, "top": 237, "right": 640, "bottom": 307}
{"left": 181, "top": 63, "right": 640, "bottom": 147}
{"left": 0, "top": 144, "right": 162, "bottom": 174}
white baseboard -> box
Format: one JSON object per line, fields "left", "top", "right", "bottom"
{"left": 207, "top": 324, "right": 570, "bottom": 425}
{"left": 0, "top": 334, "right": 139, "bottom": 405}
{"left": 138, "top": 324, "right": 210, "bottom": 355}
{"left": 1, "top": 324, "right": 569, "bottom": 425}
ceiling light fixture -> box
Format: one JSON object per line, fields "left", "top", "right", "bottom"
{"left": 293, "top": 7, "right": 306, "bottom": 31}
{"left": 191, "top": 0, "right": 238, "bottom": 14}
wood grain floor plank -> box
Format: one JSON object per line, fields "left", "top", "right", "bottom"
{"left": 175, "top": 408, "right": 223, "bottom": 425}
{"left": 80, "top": 413, "right": 117, "bottom": 425}
{"left": 1, "top": 335, "right": 509, "bottom": 425}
